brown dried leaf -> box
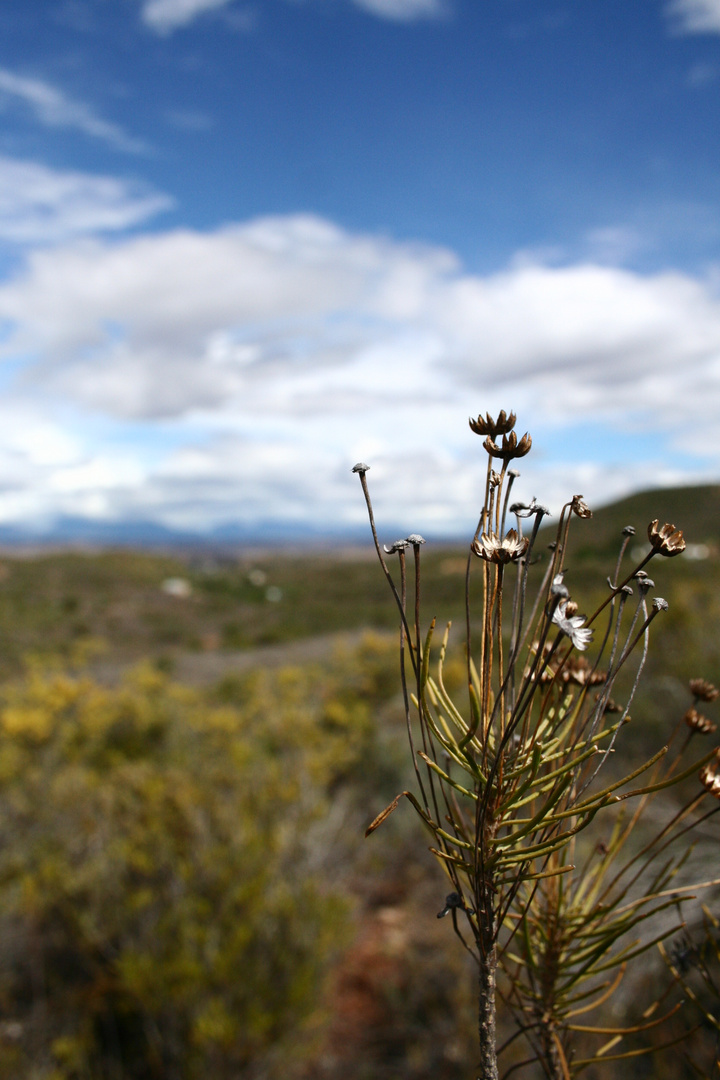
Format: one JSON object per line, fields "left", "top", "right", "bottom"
{"left": 365, "top": 791, "right": 412, "bottom": 836}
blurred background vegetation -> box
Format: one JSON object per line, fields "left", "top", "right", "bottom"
{"left": 0, "top": 484, "right": 716, "bottom": 1079}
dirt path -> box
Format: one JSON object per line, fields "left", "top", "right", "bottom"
{"left": 89, "top": 628, "right": 392, "bottom": 686}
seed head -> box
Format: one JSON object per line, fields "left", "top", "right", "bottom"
{"left": 571, "top": 495, "right": 592, "bottom": 519}
{"left": 510, "top": 498, "right": 550, "bottom": 519}
{"left": 699, "top": 752, "right": 720, "bottom": 798}
{"left": 472, "top": 528, "right": 529, "bottom": 564}
{"left": 647, "top": 520, "right": 686, "bottom": 557}
{"left": 653, "top": 597, "right": 669, "bottom": 612}
{"left": 690, "top": 678, "right": 719, "bottom": 703}
{"left": 684, "top": 708, "right": 717, "bottom": 736}
{"left": 406, "top": 533, "right": 426, "bottom": 546}
{"left": 560, "top": 655, "right": 606, "bottom": 686}
{"left": 635, "top": 573, "right": 654, "bottom": 595}
{"left": 352, "top": 462, "right": 370, "bottom": 474}
{"left": 384, "top": 539, "right": 409, "bottom": 554}
{"left": 622, "top": 525, "right": 636, "bottom": 536}
{"left": 469, "top": 410, "right": 516, "bottom": 437}
{"left": 483, "top": 430, "right": 532, "bottom": 461}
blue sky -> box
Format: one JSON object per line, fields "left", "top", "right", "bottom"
{"left": 0, "top": 0, "right": 719, "bottom": 538}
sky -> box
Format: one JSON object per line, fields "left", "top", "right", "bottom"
{"left": 0, "top": 0, "right": 719, "bottom": 541}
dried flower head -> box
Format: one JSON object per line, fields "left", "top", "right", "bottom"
{"left": 483, "top": 431, "right": 532, "bottom": 461}
{"left": 469, "top": 410, "right": 516, "bottom": 437}
{"left": 552, "top": 602, "right": 593, "bottom": 651}
{"left": 564, "top": 600, "right": 579, "bottom": 617}
{"left": 690, "top": 678, "right": 720, "bottom": 703}
{"left": 406, "top": 534, "right": 426, "bottom": 546}
{"left": 352, "top": 462, "right": 370, "bottom": 474}
{"left": 472, "top": 529, "right": 529, "bottom": 564}
{"left": 684, "top": 708, "right": 717, "bottom": 736}
{"left": 571, "top": 495, "right": 592, "bottom": 519}
{"left": 384, "top": 539, "right": 409, "bottom": 554}
{"left": 699, "top": 752, "right": 720, "bottom": 798}
{"left": 510, "top": 498, "right": 550, "bottom": 519}
{"left": 647, "top": 519, "right": 686, "bottom": 557}
{"left": 561, "top": 655, "right": 606, "bottom": 687}
{"left": 653, "top": 597, "right": 669, "bottom": 612}
{"left": 622, "top": 525, "right": 636, "bottom": 536}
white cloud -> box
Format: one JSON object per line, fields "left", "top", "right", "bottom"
{"left": 140, "top": 0, "right": 445, "bottom": 32}
{"left": 666, "top": 0, "right": 720, "bottom": 33}
{"left": 351, "top": 0, "right": 446, "bottom": 20}
{"left": 0, "top": 68, "right": 146, "bottom": 153}
{"left": 0, "top": 157, "right": 172, "bottom": 244}
{"left": 0, "top": 214, "right": 718, "bottom": 534}
{"left": 0, "top": 405, "right": 148, "bottom": 527}
{"left": 141, "top": 0, "right": 235, "bottom": 33}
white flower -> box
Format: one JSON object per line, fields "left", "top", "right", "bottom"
{"left": 552, "top": 602, "right": 593, "bottom": 651}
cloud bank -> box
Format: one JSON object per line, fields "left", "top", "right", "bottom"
{"left": 0, "top": 213, "right": 716, "bottom": 535}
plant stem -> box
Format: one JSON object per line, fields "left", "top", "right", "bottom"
{"left": 478, "top": 942, "right": 499, "bottom": 1080}
{"left": 540, "top": 1025, "right": 566, "bottom": 1080}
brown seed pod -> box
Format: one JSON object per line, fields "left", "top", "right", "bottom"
{"left": 684, "top": 708, "right": 717, "bottom": 736}
{"left": 699, "top": 753, "right": 720, "bottom": 798}
{"left": 690, "top": 678, "right": 719, "bottom": 703}
{"left": 469, "top": 410, "right": 516, "bottom": 437}
{"left": 483, "top": 430, "right": 533, "bottom": 461}
{"left": 571, "top": 495, "right": 592, "bottom": 519}
{"left": 647, "top": 519, "right": 686, "bottom": 557}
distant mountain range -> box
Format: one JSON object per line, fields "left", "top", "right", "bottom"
{"left": 0, "top": 515, "right": 374, "bottom": 549}
{"left": 0, "top": 484, "right": 716, "bottom": 549}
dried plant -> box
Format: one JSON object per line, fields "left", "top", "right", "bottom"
{"left": 661, "top": 903, "right": 720, "bottom": 1079}
{"left": 353, "top": 413, "right": 720, "bottom": 1079}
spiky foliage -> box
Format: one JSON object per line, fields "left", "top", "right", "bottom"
{"left": 355, "top": 411, "right": 718, "bottom": 1079}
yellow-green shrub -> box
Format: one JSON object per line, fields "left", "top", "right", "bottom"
{"left": 0, "top": 646, "right": 393, "bottom": 1079}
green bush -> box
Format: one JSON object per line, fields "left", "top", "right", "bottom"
{"left": 0, "top": 647, "right": 392, "bottom": 1079}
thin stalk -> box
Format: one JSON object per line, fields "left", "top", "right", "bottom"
{"left": 397, "top": 547, "right": 430, "bottom": 811}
